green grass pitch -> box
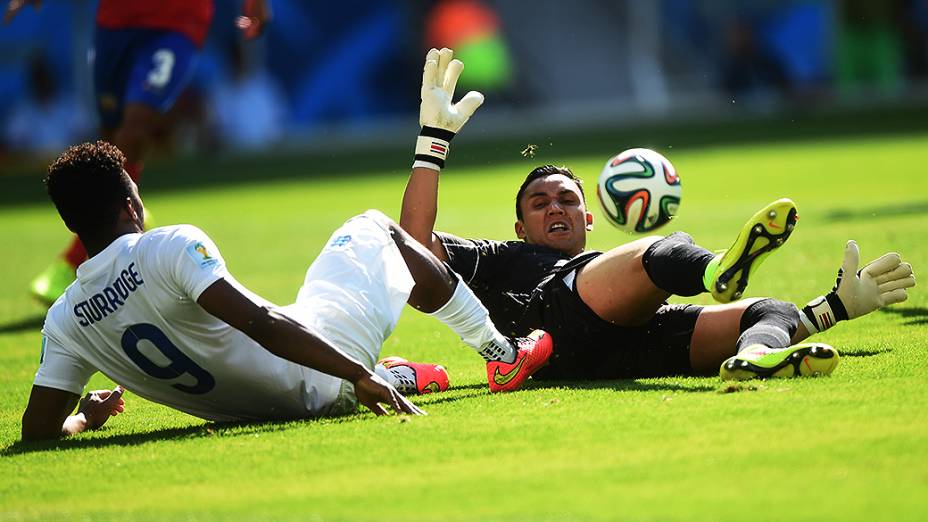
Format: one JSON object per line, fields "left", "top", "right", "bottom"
{"left": 1, "top": 134, "right": 926, "bottom": 521}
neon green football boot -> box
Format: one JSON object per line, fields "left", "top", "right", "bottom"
{"left": 30, "top": 258, "right": 76, "bottom": 306}
{"left": 720, "top": 343, "right": 840, "bottom": 381}
{"left": 703, "top": 198, "right": 798, "bottom": 303}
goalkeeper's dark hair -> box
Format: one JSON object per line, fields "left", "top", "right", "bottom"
{"left": 515, "top": 165, "right": 586, "bottom": 220}
{"left": 45, "top": 141, "right": 131, "bottom": 238}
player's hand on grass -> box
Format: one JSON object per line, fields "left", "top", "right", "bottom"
{"left": 834, "top": 240, "right": 916, "bottom": 319}
{"left": 4, "top": 0, "right": 40, "bottom": 24}
{"left": 77, "top": 385, "right": 126, "bottom": 430}
{"left": 420, "top": 47, "right": 484, "bottom": 133}
{"left": 354, "top": 373, "right": 425, "bottom": 416}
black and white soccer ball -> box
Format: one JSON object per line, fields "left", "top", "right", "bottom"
{"left": 596, "top": 148, "right": 681, "bottom": 233}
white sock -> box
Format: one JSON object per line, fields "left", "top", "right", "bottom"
{"left": 375, "top": 363, "right": 417, "bottom": 394}
{"left": 429, "top": 276, "right": 516, "bottom": 363}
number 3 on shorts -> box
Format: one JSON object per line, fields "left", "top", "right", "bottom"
{"left": 147, "top": 49, "right": 175, "bottom": 89}
{"left": 121, "top": 323, "right": 215, "bottom": 394}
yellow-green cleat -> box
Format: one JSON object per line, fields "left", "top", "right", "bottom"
{"left": 30, "top": 259, "right": 76, "bottom": 306}
{"left": 720, "top": 342, "right": 840, "bottom": 381}
{"left": 703, "top": 198, "right": 798, "bottom": 303}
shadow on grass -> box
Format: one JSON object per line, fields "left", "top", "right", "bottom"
{"left": 527, "top": 380, "right": 716, "bottom": 394}
{"left": 880, "top": 306, "right": 928, "bottom": 326}
{"left": 0, "top": 314, "right": 45, "bottom": 335}
{"left": 840, "top": 348, "right": 892, "bottom": 358}
{"left": 1, "top": 415, "right": 374, "bottom": 456}
{"left": 417, "top": 388, "right": 492, "bottom": 406}
{"left": 0, "top": 378, "right": 727, "bottom": 454}
{"left": 3, "top": 425, "right": 214, "bottom": 455}
{"left": 826, "top": 201, "right": 928, "bottom": 222}
{"left": 432, "top": 380, "right": 715, "bottom": 396}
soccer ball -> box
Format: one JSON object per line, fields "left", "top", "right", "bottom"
{"left": 596, "top": 148, "right": 681, "bottom": 233}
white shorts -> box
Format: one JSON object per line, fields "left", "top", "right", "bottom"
{"left": 279, "top": 211, "right": 415, "bottom": 414}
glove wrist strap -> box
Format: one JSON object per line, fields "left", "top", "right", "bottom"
{"left": 800, "top": 292, "right": 850, "bottom": 334}
{"left": 413, "top": 126, "right": 456, "bottom": 171}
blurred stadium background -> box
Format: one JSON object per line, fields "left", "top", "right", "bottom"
{"left": 2, "top": 0, "right": 927, "bottom": 170}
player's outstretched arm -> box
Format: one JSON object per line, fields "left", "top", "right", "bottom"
{"left": 401, "top": 47, "right": 484, "bottom": 261}
{"left": 21, "top": 385, "right": 125, "bottom": 441}
{"left": 197, "top": 279, "right": 423, "bottom": 416}
{"left": 799, "top": 240, "right": 916, "bottom": 335}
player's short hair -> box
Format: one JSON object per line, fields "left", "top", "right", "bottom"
{"left": 45, "top": 141, "right": 131, "bottom": 237}
{"left": 515, "top": 165, "right": 586, "bottom": 220}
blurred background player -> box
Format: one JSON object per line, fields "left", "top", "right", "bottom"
{"left": 4, "top": 0, "right": 271, "bottom": 304}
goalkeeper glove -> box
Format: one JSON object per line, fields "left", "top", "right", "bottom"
{"left": 800, "top": 240, "right": 916, "bottom": 333}
{"left": 414, "top": 48, "right": 485, "bottom": 171}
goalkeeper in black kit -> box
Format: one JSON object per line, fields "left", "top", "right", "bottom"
{"left": 400, "top": 47, "right": 917, "bottom": 382}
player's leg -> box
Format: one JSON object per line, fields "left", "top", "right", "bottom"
{"left": 112, "top": 103, "right": 159, "bottom": 177}
{"left": 707, "top": 241, "right": 914, "bottom": 380}
{"left": 575, "top": 235, "right": 673, "bottom": 327}
{"left": 576, "top": 229, "right": 722, "bottom": 327}
{"left": 689, "top": 299, "right": 803, "bottom": 371}
{"left": 688, "top": 298, "right": 838, "bottom": 380}
{"left": 369, "top": 211, "right": 553, "bottom": 393}
{"left": 704, "top": 198, "right": 798, "bottom": 302}
{"left": 283, "top": 211, "right": 447, "bottom": 403}
{"left": 117, "top": 30, "right": 200, "bottom": 178}
{"left": 575, "top": 198, "right": 798, "bottom": 327}
{"left": 357, "top": 213, "right": 460, "bottom": 395}
{"left": 372, "top": 213, "right": 454, "bottom": 313}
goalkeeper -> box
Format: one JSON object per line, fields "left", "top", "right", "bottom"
{"left": 400, "top": 48, "right": 916, "bottom": 382}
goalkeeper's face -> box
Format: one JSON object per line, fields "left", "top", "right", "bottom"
{"left": 515, "top": 174, "right": 591, "bottom": 257}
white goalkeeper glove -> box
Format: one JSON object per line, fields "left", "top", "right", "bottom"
{"left": 413, "top": 47, "right": 485, "bottom": 171}
{"left": 800, "top": 240, "right": 916, "bottom": 333}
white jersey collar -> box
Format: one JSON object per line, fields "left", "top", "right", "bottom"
{"left": 76, "top": 233, "right": 141, "bottom": 282}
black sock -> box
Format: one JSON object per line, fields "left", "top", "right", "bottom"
{"left": 737, "top": 298, "right": 799, "bottom": 352}
{"left": 641, "top": 232, "right": 715, "bottom": 296}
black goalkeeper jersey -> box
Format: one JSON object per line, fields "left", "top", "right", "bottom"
{"left": 436, "top": 232, "right": 597, "bottom": 336}
{"left": 436, "top": 232, "right": 702, "bottom": 379}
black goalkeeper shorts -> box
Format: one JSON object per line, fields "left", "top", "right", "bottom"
{"left": 531, "top": 275, "right": 703, "bottom": 381}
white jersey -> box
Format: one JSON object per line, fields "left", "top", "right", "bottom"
{"left": 35, "top": 224, "right": 350, "bottom": 421}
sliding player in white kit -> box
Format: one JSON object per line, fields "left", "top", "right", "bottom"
{"left": 21, "top": 141, "right": 552, "bottom": 441}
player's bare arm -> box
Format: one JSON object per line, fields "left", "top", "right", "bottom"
{"left": 196, "top": 278, "right": 423, "bottom": 416}
{"left": 400, "top": 48, "right": 484, "bottom": 261}
{"left": 22, "top": 385, "right": 125, "bottom": 441}
{"left": 401, "top": 167, "right": 445, "bottom": 260}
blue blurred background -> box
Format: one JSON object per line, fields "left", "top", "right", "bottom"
{"left": 1, "top": 0, "right": 927, "bottom": 160}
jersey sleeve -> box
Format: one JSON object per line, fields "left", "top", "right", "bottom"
{"left": 163, "top": 225, "right": 231, "bottom": 301}
{"left": 434, "top": 232, "right": 511, "bottom": 285}
{"left": 33, "top": 324, "right": 96, "bottom": 395}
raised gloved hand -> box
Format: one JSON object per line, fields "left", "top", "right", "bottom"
{"left": 801, "top": 240, "right": 915, "bottom": 333}
{"left": 414, "top": 48, "right": 485, "bottom": 171}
